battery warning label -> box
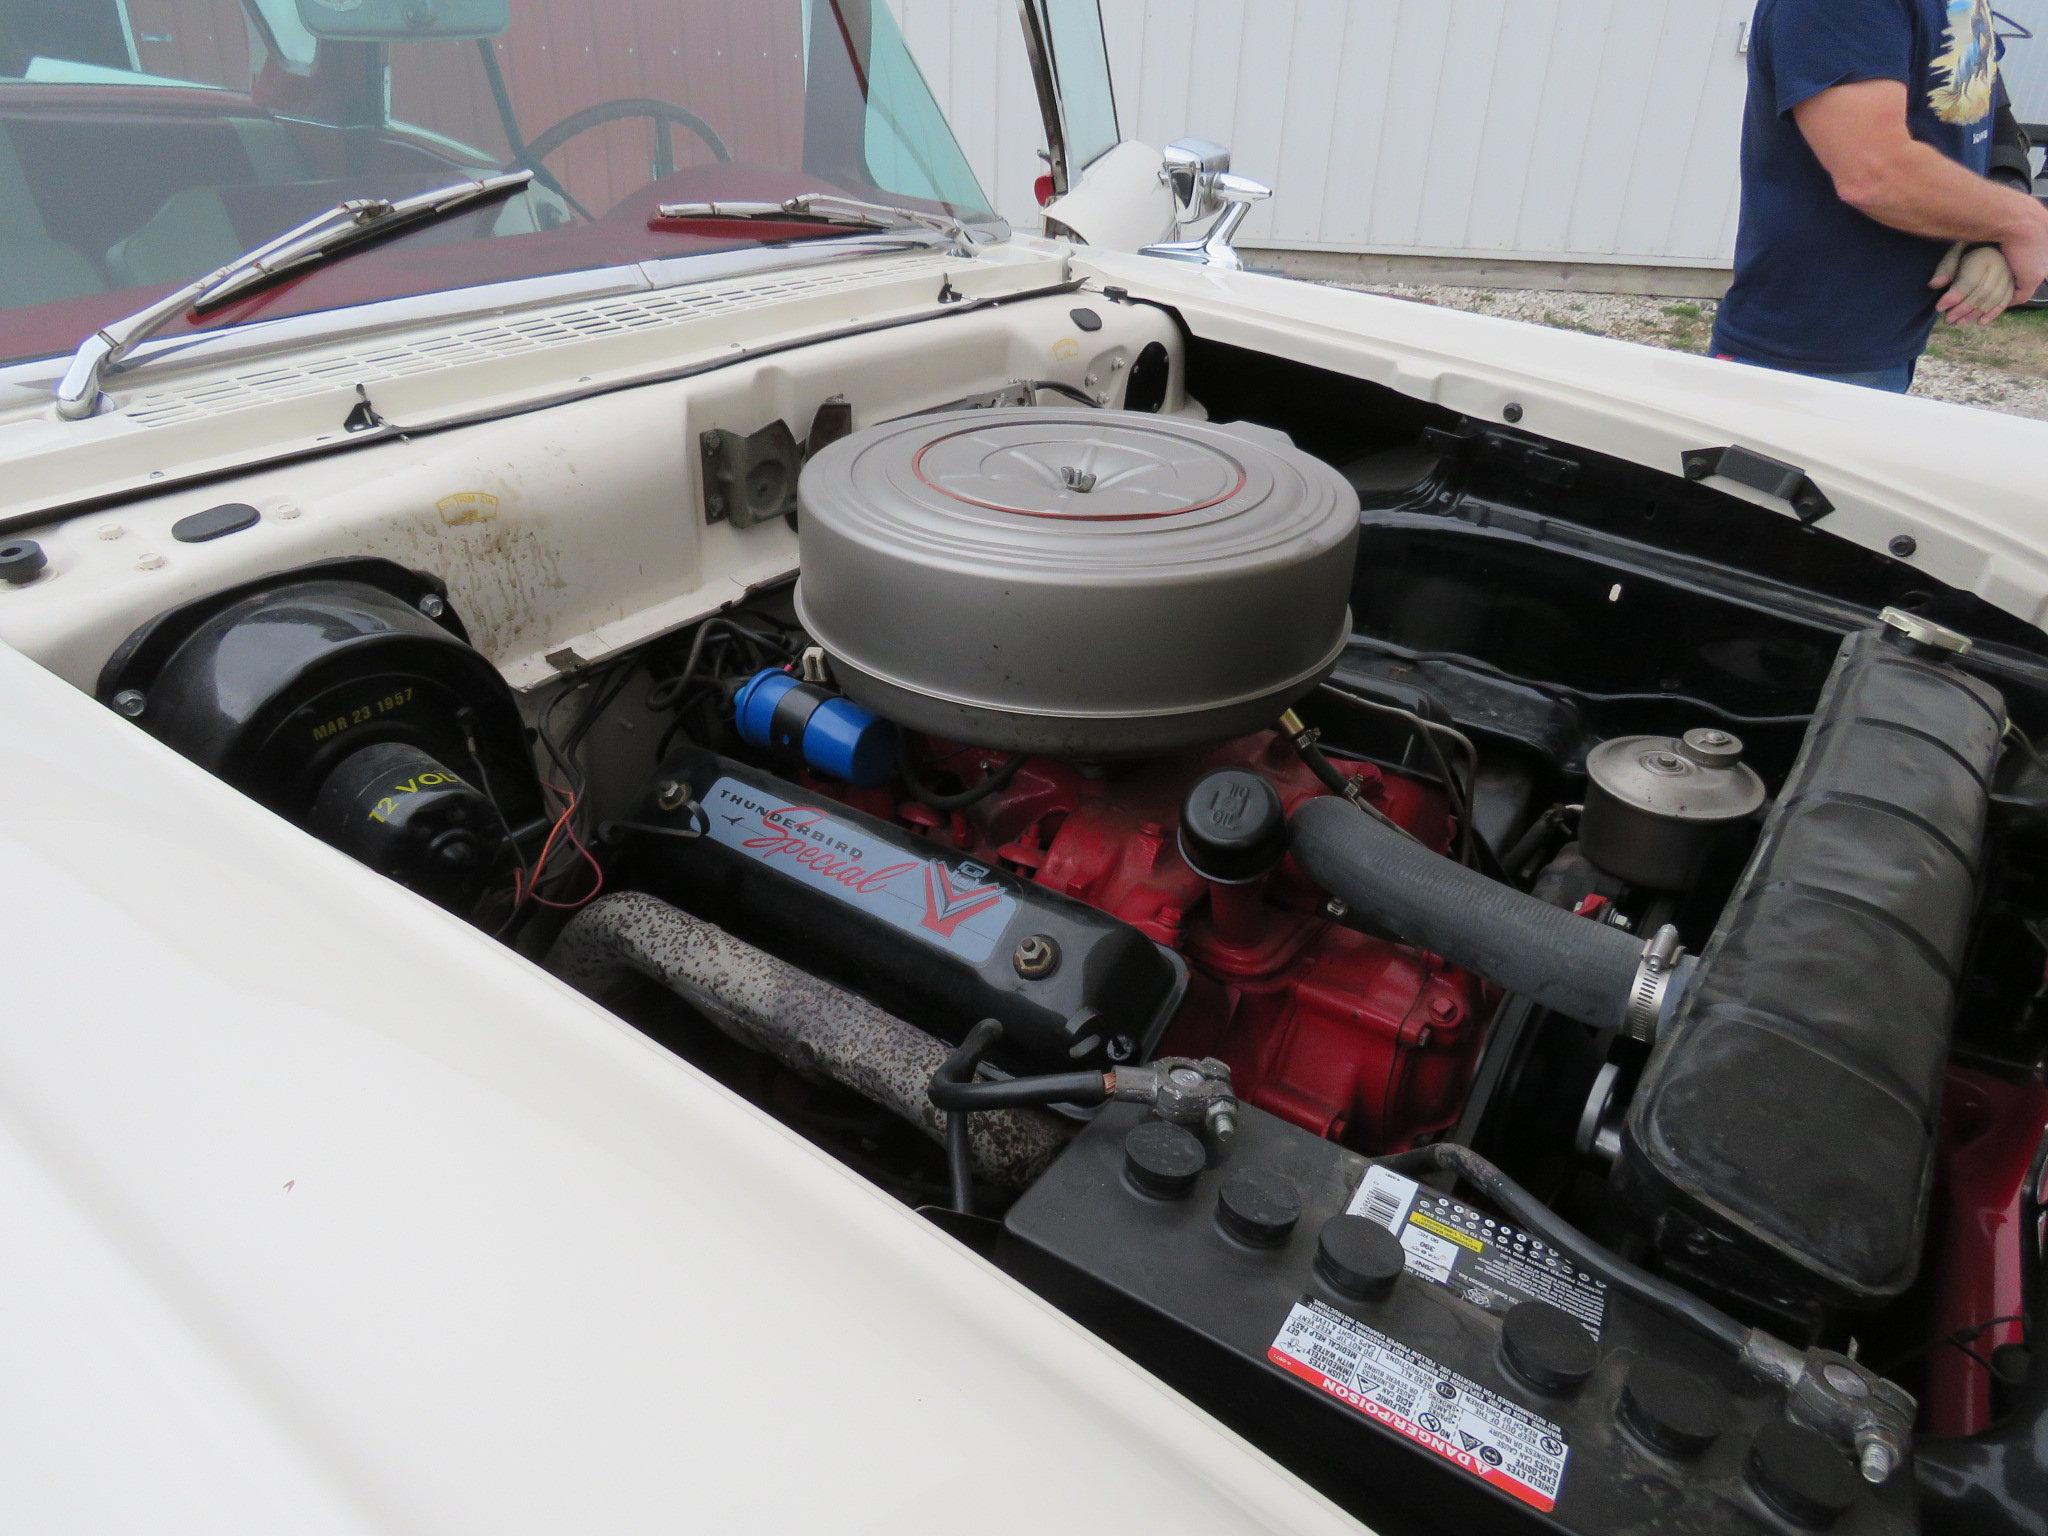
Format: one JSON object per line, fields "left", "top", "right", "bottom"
{"left": 1347, "top": 1165, "right": 1609, "bottom": 1339}
{"left": 1270, "top": 1298, "right": 1570, "bottom": 1513}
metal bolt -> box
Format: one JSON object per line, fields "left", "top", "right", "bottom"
{"left": 1013, "top": 934, "right": 1061, "bottom": 979}
{"left": 1823, "top": 1362, "right": 1871, "bottom": 1398}
{"left": 1206, "top": 1102, "right": 1238, "bottom": 1149}
{"left": 418, "top": 593, "right": 448, "bottom": 620}
{"left": 1107, "top": 1034, "right": 1137, "bottom": 1063}
{"left": 1169, "top": 1065, "right": 1204, "bottom": 1088}
{"left": 1058, "top": 465, "right": 1097, "bottom": 493}
{"left": 1323, "top": 897, "right": 1349, "bottom": 921}
{"left": 1858, "top": 1438, "right": 1896, "bottom": 1485}
{"left": 111, "top": 689, "right": 146, "bottom": 718}
{"left": 654, "top": 779, "right": 690, "bottom": 813}
{"left": 1428, "top": 996, "right": 1460, "bottom": 1024}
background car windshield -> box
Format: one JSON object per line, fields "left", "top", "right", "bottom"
{"left": 0, "top": 0, "right": 992, "bottom": 366}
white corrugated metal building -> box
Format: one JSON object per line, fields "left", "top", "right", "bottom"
{"left": 899, "top": 0, "right": 2048, "bottom": 286}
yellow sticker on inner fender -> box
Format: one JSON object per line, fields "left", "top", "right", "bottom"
{"left": 437, "top": 491, "right": 500, "bottom": 525}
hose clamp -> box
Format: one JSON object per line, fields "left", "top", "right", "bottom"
{"left": 1621, "top": 924, "right": 1685, "bottom": 1041}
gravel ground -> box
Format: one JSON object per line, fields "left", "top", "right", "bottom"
{"left": 1359, "top": 283, "right": 2048, "bottom": 423}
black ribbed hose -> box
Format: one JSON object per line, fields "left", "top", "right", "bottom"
{"left": 1291, "top": 795, "right": 1648, "bottom": 1033}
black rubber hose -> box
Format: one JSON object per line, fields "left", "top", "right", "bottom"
{"left": 931, "top": 1020, "right": 1109, "bottom": 1214}
{"left": 928, "top": 1020, "right": 1110, "bottom": 1112}
{"left": 1291, "top": 796, "right": 1648, "bottom": 1033}
{"left": 903, "top": 746, "right": 1027, "bottom": 812}
{"left": 1379, "top": 1141, "right": 1750, "bottom": 1356}
{"left": 945, "top": 1102, "right": 974, "bottom": 1215}
{"left": 1297, "top": 735, "right": 1359, "bottom": 799}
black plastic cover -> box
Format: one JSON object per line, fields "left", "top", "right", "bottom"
{"left": 1622, "top": 628, "right": 2006, "bottom": 1307}
{"left": 614, "top": 749, "right": 1185, "bottom": 1074}
{"left": 98, "top": 562, "right": 540, "bottom": 838}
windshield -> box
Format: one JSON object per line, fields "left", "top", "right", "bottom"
{"left": 0, "top": 0, "right": 993, "bottom": 368}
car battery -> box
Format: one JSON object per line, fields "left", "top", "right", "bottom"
{"left": 1000, "top": 1101, "right": 1917, "bottom": 1535}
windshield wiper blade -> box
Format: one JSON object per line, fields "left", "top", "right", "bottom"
{"left": 653, "top": 192, "right": 994, "bottom": 260}
{"left": 54, "top": 170, "right": 533, "bottom": 421}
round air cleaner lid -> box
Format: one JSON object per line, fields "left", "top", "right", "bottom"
{"left": 794, "top": 408, "right": 1360, "bottom": 755}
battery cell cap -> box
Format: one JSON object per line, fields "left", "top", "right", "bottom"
{"left": 1619, "top": 1357, "right": 1727, "bottom": 1458}
{"left": 1124, "top": 1121, "right": 1206, "bottom": 1200}
{"left": 1500, "top": 1301, "right": 1599, "bottom": 1396}
{"left": 1314, "top": 1215, "right": 1406, "bottom": 1299}
{"left": 1217, "top": 1165, "right": 1302, "bottom": 1248}
{"left": 1747, "top": 1420, "right": 1860, "bottom": 1528}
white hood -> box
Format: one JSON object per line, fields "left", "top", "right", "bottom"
{"left": 0, "top": 640, "right": 1362, "bottom": 1535}
{"left": 1079, "top": 249, "right": 2048, "bottom": 630}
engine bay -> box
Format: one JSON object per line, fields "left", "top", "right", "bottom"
{"left": 19, "top": 303, "right": 2048, "bottom": 1536}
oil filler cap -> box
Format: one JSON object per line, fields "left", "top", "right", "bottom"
{"left": 1747, "top": 1420, "right": 1860, "bottom": 1528}
{"left": 1500, "top": 1301, "right": 1598, "bottom": 1395}
{"left": 1216, "top": 1165, "right": 1301, "bottom": 1247}
{"left": 1179, "top": 770, "right": 1287, "bottom": 884}
{"left": 1124, "top": 1121, "right": 1205, "bottom": 1200}
{"left": 1314, "top": 1215, "right": 1406, "bottom": 1300}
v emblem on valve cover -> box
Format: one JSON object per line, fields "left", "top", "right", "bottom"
{"left": 921, "top": 861, "right": 1007, "bottom": 938}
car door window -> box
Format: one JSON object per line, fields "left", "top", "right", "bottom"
{"left": 1042, "top": 0, "right": 1116, "bottom": 172}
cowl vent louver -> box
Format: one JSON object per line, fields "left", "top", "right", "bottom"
{"left": 120, "top": 253, "right": 952, "bottom": 428}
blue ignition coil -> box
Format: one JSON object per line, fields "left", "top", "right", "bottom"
{"left": 732, "top": 669, "right": 898, "bottom": 786}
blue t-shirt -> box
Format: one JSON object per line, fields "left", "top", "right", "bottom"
{"left": 1711, "top": 0, "right": 2000, "bottom": 373}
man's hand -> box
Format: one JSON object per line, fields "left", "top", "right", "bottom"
{"left": 2001, "top": 214, "right": 2048, "bottom": 314}
{"left": 1931, "top": 242, "right": 2017, "bottom": 326}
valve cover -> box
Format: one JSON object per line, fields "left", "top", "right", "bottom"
{"left": 793, "top": 407, "right": 1360, "bottom": 756}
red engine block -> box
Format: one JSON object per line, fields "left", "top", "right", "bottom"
{"left": 834, "top": 731, "right": 1486, "bottom": 1152}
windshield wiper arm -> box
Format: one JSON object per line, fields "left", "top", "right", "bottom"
{"left": 653, "top": 192, "right": 994, "bottom": 260}
{"left": 54, "top": 170, "right": 533, "bottom": 421}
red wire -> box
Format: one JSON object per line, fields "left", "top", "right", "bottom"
{"left": 530, "top": 804, "right": 604, "bottom": 911}
{"left": 512, "top": 780, "right": 604, "bottom": 912}
{"left": 531, "top": 781, "right": 604, "bottom": 911}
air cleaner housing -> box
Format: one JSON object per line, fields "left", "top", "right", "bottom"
{"left": 793, "top": 407, "right": 1360, "bottom": 755}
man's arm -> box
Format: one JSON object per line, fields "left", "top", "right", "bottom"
{"left": 1794, "top": 80, "right": 2048, "bottom": 319}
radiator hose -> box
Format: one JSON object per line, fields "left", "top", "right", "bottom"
{"left": 1290, "top": 795, "right": 1682, "bottom": 1036}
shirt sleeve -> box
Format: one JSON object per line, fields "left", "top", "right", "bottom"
{"left": 1761, "top": 0, "right": 1918, "bottom": 119}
